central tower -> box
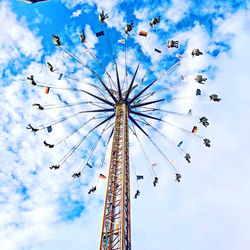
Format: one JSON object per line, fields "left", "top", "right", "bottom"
{"left": 100, "top": 102, "right": 131, "bottom": 250}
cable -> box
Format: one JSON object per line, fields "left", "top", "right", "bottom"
{"left": 130, "top": 123, "right": 156, "bottom": 177}
{"left": 101, "top": 22, "right": 116, "bottom": 64}
{"left": 136, "top": 117, "right": 187, "bottom": 155}
{"left": 53, "top": 117, "right": 96, "bottom": 146}
{"left": 136, "top": 79, "right": 185, "bottom": 103}
{"left": 35, "top": 82, "right": 111, "bottom": 103}
{"left": 130, "top": 114, "right": 178, "bottom": 173}
{"left": 161, "top": 119, "right": 203, "bottom": 139}
{"left": 121, "top": 35, "right": 128, "bottom": 92}
{"left": 124, "top": 27, "right": 153, "bottom": 101}
{"left": 82, "top": 42, "right": 117, "bottom": 91}
{"left": 80, "top": 119, "right": 112, "bottom": 172}
{"left": 132, "top": 111, "right": 204, "bottom": 139}
{"left": 148, "top": 135, "right": 178, "bottom": 173}
{"left": 59, "top": 46, "right": 117, "bottom": 102}
{"left": 94, "top": 126, "right": 114, "bottom": 186}
{"left": 39, "top": 101, "right": 93, "bottom": 110}
{"left": 129, "top": 58, "right": 183, "bottom": 102}
{"left": 99, "top": 21, "right": 120, "bottom": 92}
{"left": 130, "top": 141, "right": 139, "bottom": 190}
{"left": 37, "top": 112, "right": 83, "bottom": 130}
{"left": 139, "top": 107, "right": 200, "bottom": 119}
{"left": 53, "top": 115, "right": 114, "bottom": 168}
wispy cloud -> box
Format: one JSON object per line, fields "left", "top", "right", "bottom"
{"left": 1, "top": 0, "right": 250, "bottom": 249}
{"left": 71, "top": 9, "right": 82, "bottom": 18}
{"left": 0, "top": 1, "right": 42, "bottom": 76}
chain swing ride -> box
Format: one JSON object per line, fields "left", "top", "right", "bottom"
{"left": 26, "top": 10, "right": 221, "bottom": 250}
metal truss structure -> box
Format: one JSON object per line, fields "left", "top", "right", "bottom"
{"left": 100, "top": 102, "right": 131, "bottom": 249}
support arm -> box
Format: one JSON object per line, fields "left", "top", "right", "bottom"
{"left": 124, "top": 65, "right": 140, "bottom": 101}
{"left": 128, "top": 79, "right": 157, "bottom": 104}
{"left": 131, "top": 98, "right": 164, "bottom": 108}
{"left": 90, "top": 113, "right": 115, "bottom": 132}
{"left": 129, "top": 115, "right": 149, "bottom": 137}
{"left": 115, "top": 63, "right": 122, "bottom": 100}
{"left": 130, "top": 110, "right": 162, "bottom": 122}
{"left": 81, "top": 89, "right": 114, "bottom": 107}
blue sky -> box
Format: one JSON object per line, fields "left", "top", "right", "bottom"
{"left": 0, "top": 0, "right": 250, "bottom": 249}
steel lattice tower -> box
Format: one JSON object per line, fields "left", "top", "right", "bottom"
{"left": 26, "top": 12, "right": 214, "bottom": 250}
{"left": 100, "top": 101, "right": 131, "bottom": 249}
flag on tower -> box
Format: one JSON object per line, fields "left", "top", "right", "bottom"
{"left": 58, "top": 73, "right": 63, "bottom": 80}
{"left": 82, "top": 49, "right": 89, "bottom": 54}
{"left": 196, "top": 89, "right": 201, "bottom": 96}
{"left": 62, "top": 52, "right": 68, "bottom": 58}
{"left": 96, "top": 31, "right": 104, "bottom": 37}
{"left": 87, "top": 162, "right": 93, "bottom": 168}
{"left": 118, "top": 39, "right": 125, "bottom": 44}
{"left": 176, "top": 54, "right": 182, "bottom": 59}
{"left": 154, "top": 48, "right": 161, "bottom": 53}
{"left": 192, "top": 126, "right": 198, "bottom": 134}
{"left": 139, "top": 31, "right": 148, "bottom": 37}
{"left": 45, "top": 86, "right": 50, "bottom": 94}
{"left": 99, "top": 174, "right": 106, "bottom": 179}
{"left": 47, "top": 126, "right": 52, "bottom": 133}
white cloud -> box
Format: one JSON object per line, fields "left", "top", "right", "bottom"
{"left": 0, "top": 1, "right": 42, "bottom": 75}
{"left": 61, "top": 0, "right": 121, "bottom": 11}
{"left": 71, "top": 9, "right": 82, "bottom": 18}
{"left": 134, "top": 7, "right": 150, "bottom": 21}
{"left": 61, "top": 0, "right": 127, "bottom": 32}
{"left": 84, "top": 24, "right": 98, "bottom": 49}
{"left": 163, "top": 0, "right": 191, "bottom": 23}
